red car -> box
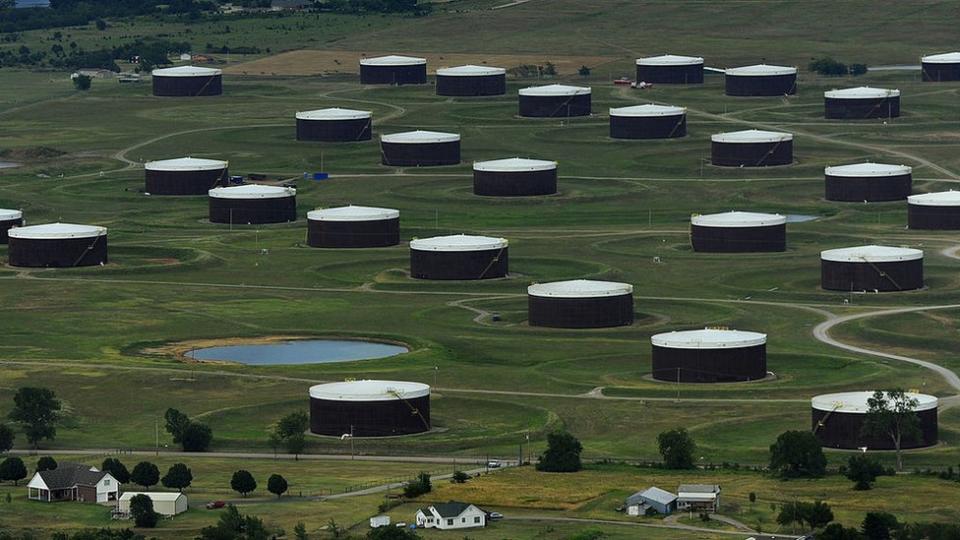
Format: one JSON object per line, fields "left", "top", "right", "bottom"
{"left": 206, "top": 500, "right": 226, "bottom": 510}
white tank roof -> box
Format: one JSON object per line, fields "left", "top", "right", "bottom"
{"left": 360, "top": 55, "right": 426, "bottom": 66}
{"left": 473, "top": 157, "right": 557, "bottom": 173}
{"left": 8, "top": 222, "right": 106, "bottom": 240}
{"left": 296, "top": 108, "right": 371, "bottom": 121}
{"left": 528, "top": 279, "right": 633, "bottom": 299}
{"left": 820, "top": 245, "right": 923, "bottom": 263}
{"left": 307, "top": 205, "right": 399, "bottom": 222}
{"left": 725, "top": 64, "right": 797, "bottom": 76}
{"left": 381, "top": 130, "right": 460, "bottom": 144}
{"left": 208, "top": 185, "right": 295, "bottom": 200}
{"left": 691, "top": 211, "right": 786, "bottom": 228}
{"left": 636, "top": 54, "right": 703, "bottom": 66}
{"left": 609, "top": 104, "right": 685, "bottom": 117}
{"left": 922, "top": 52, "right": 960, "bottom": 63}
{"left": 152, "top": 65, "right": 222, "bottom": 77}
{"left": 824, "top": 162, "right": 912, "bottom": 177}
{"left": 410, "top": 234, "right": 507, "bottom": 252}
{"left": 0, "top": 209, "right": 22, "bottom": 221}
{"left": 711, "top": 129, "right": 793, "bottom": 144}
{"left": 145, "top": 157, "right": 228, "bottom": 172}
{"left": 651, "top": 328, "right": 767, "bottom": 349}
{"left": 824, "top": 86, "right": 900, "bottom": 99}
{"left": 811, "top": 391, "right": 938, "bottom": 413}
{"left": 309, "top": 380, "right": 429, "bottom": 402}
{"left": 908, "top": 190, "right": 960, "bottom": 207}
{"left": 519, "top": 84, "right": 591, "bottom": 97}
{"left": 436, "top": 65, "right": 505, "bottom": 76}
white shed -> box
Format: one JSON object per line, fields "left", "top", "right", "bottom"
{"left": 118, "top": 492, "right": 188, "bottom": 517}
{"left": 370, "top": 515, "right": 391, "bottom": 528}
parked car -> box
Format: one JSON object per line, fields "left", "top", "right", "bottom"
{"left": 487, "top": 460, "right": 501, "bottom": 468}
{"left": 488, "top": 512, "right": 504, "bottom": 520}
{"left": 206, "top": 500, "right": 225, "bottom": 509}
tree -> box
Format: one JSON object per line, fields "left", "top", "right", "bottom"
{"left": 129, "top": 494, "right": 158, "bottom": 528}
{"left": 267, "top": 473, "right": 288, "bottom": 498}
{"left": 73, "top": 74, "right": 92, "bottom": 90}
{"left": 161, "top": 463, "right": 192, "bottom": 492}
{"left": 578, "top": 65, "right": 591, "bottom": 77}
{"left": 809, "top": 57, "right": 848, "bottom": 76}
{"left": 862, "top": 390, "right": 921, "bottom": 472}
{"left": 180, "top": 422, "right": 213, "bottom": 452}
{"left": 542, "top": 62, "right": 557, "bottom": 76}
{"left": 0, "top": 424, "right": 14, "bottom": 453}
{"left": 130, "top": 462, "right": 159, "bottom": 489}
{"left": 36, "top": 456, "right": 57, "bottom": 472}
{"left": 451, "top": 470, "right": 469, "bottom": 483}
{"left": 231, "top": 469, "right": 256, "bottom": 497}
{"left": 820, "top": 523, "right": 864, "bottom": 540}
{"left": 769, "top": 430, "right": 826, "bottom": 478}
{"left": 293, "top": 522, "right": 308, "bottom": 540}
{"left": 164, "top": 408, "right": 191, "bottom": 444}
{"left": 101, "top": 458, "right": 130, "bottom": 484}
{"left": 94, "top": 18, "right": 107, "bottom": 31}
{"left": 0, "top": 457, "right": 27, "bottom": 485}
{"left": 367, "top": 526, "right": 421, "bottom": 540}
{"left": 862, "top": 512, "right": 899, "bottom": 540}
{"left": 657, "top": 428, "right": 696, "bottom": 469}
{"left": 850, "top": 63, "right": 868, "bottom": 76}
{"left": 273, "top": 411, "right": 308, "bottom": 458}
{"left": 8, "top": 387, "right": 61, "bottom": 448}
{"left": 846, "top": 454, "right": 884, "bottom": 490}
{"left": 806, "top": 500, "right": 835, "bottom": 529}
{"left": 403, "top": 472, "right": 432, "bottom": 498}
{"left": 536, "top": 430, "right": 582, "bottom": 472}
{"left": 199, "top": 505, "right": 270, "bottom": 540}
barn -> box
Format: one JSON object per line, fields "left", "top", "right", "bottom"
{"left": 296, "top": 108, "right": 373, "bottom": 142}
{"left": 309, "top": 380, "right": 431, "bottom": 437}
{"left": 711, "top": 129, "right": 793, "bottom": 167}
{"left": 528, "top": 279, "right": 634, "bottom": 328}
{"left": 151, "top": 66, "right": 222, "bottom": 97}
{"left": 635, "top": 54, "right": 704, "bottom": 84}
{"left": 820, "top": 245, "right": 924, "bottom": 292}
{"left": 409, "top": 234, "right": 508, "bottom": 280}
{"left": 651, "top": 328, "right": 767, "bottom": 383}
{"left": 609, "top": 104, "right": 686, "bottom": 139}
{"left": 724, "top": 64, "right": 797, "bottom": 96}
{"left": 812, "top": 391, "right": 938, "bottom": 449}
{"left": 208, "top": 185, "right": 297, "bottom": 224}
{"left": 359, "top": 55, "right": 427, "bottom": 85}
{"left": 690, "top": 211, "right": 786, "bottom": 252}
{"left": 518, "top": 84, "right": 592, "bottom": 117}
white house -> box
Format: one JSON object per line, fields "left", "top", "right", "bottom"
{"left": 27, "top": 463, "right": 119, "bottom": 503}
{"left": 677, "top": 484, "right": 721, "bottom": 513}
{"left": 118, "top": 492, "right": 188, "bottom": 517}
{"left": 415, "top": 501, "right": 487, "bottom": 530}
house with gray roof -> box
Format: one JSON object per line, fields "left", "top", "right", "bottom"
{"left": 677, "top": 484, "right": 721, "bottom": 513}
{"left": 625, "top": 486, "right": 677, "bottom": 516}
{"left": 26, "top": 463, "right": 119, "bottom": 503}
{"left": 415, "top": 501, "right": 487, "bottom": 530}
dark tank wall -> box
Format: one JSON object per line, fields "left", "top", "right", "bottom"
{"left": 152, "top": 75, "right": 222, "bottom": 97}
{"left": 824, "top": 97, "right": 900, "bottom": 119}
{"left": 310, "top": 395, "right": 431, "bottom": 437}
{"left": 711, "top": 141, "right": 793, "bottom": 167}
{"left": 528, "top": 294, "right": 634, "bottom": 328}
{"left": 297, "top": 118, "right": 372, "bottom": 142}
{"left": 8, "top": 236, "right": 108, "bottom": 267}
{"left": 519, "top": 94, "right": 591, "bottom": 117}
{"left": 908, "top": 205, "right": 960, "bottom": 230}
{"left": 360, "top": 64, "right": 427, "bottom": 85}
{"left": 209, "top": 197, "right": 297, "bottom": 224}
{"left": 610, "top": 115, "right": 686, "bottom": 139}
{"left": 691, "top": 224, "right": 786, "bottom": 252}
{"left": 410, "top": 248, "right": 508, "bottom": 280}
{"left": 473, "top": 169, "right": 557, "bottom": 196}
{"left": 922, "top": 62, "right": 960, "bottom": 82}
{"left": 0, "top": 217, "right": 23, "bottom": 244}
{"left": 436, "top": 74, "right": 506, "bottom": 96}
{"left": 651, "top": 344, "right": 767, "bottom": 383}
{"left": 636, "top": 64, "right": 703, "bottom": 84}
{"left": 145, "top": 168, "right": 228, "bottom": 195}
{"left": 381, "top": 141, "right": 460, "bottom": 166}
{"left": 824, "top": 174, "right": 912, "bottom": 202}
{"left": 812, "top": 407, "right": 938, "bottom": 449}
{"left": 307, "top": 218, "right": 400, "bottom": 248}
{"left": 821, "top": 259, "right": 923, "bottom": 292}
{"left": 725, "top": 74, "right": 797, "bottom": 96}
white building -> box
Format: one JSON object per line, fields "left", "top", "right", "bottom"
{"left": 27, "top": 463, "right": 118, "bottom": 503}
{"left": 370, "top": 515, "right": 391, "bottom": 528}
{"left": 415, "top": 501, "right": 487, "bottom": 530}
{"left": 118, "top": 492, "right": 188, "bottom": 517}
{"left": 677, "top": 484, "right": 721, "bottom": 513}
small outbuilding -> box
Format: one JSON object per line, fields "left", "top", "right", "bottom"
{"left": 824, "top": 87, "right": 900, "bottom": 119}
{"left": 296, "top": 108, "right": 373, "bottom": 142}
{"left": 144, "top": 157, "right": 229, "bottom": 195}
{"left": 436, "top": 65, "right": 506, "bottom": 96}
{"left": 824, "top": 162, "right": 912, "bottom": 202}
{"left": 118, "top": 492, "right": 188, "bottom": 517}
{"left": 208, "top": 185, "right": 297, "bottom": 224}
{"left": 309, "top": 380, "right": 431, "bottom": 437}
{"left": 0, "top": 209, "right": 24, "bottom": 244}
{"left": 473, "top": 157, "right": 558, "bottom": 196}
{"left": 410, "top": 234, "right": 508, "bottom": 280}
{"left": 812, "top": 391, "right": 938, "bottom": 449}
{"left": 651, "top": 328, "right": 767, "bottom": 383}
{"left": 609, "top": 104, "right": 686, "bottom": 139}
{"left": 416, "top": 502, "right": 487, "bottom": 530}
{"left": 151, "top": 65, "right": 222, "bottom": 96}
{"left": 359, "top": 55, "right": 427, "bottom": 85}
{"left": 820, "top": 245, "right": 923, "bottom": 292}
{"left": 625, "top": 487, "right": 677, "bottom": 516}
{"left": 380, "top": 130, "right": 461, "bottom": 167}
{"left": 921, "top": 52, "right": 960, "bottom": 82}
{"left": 635, "top": 54, "right": 704, "bottom": 84}
{"left": 908, "top": 191, "right": 960, "bottom": 230}
{"left": 8, "top": 223, "right": 107, "bottom": 268}
{"left": 306, "top": 205, "right": 400, "bottom": 248}
{"left": 518, "top": 84, "right": 591, "bottom": 117}
{"left": 528, "top": 279, "right": 634, "bottom": 328}
{"left": 711, "top": 129, "right": 793, "bottom": 167}
{"left": 677, "top": 485, "right": 721, "bottom": 513}
{"left": 690, "top": 211, "right": 786, "bottom": 252}
{"left": 724, "top": 64, "right": 797, "bottom": 96}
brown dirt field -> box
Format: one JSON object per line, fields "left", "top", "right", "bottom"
{"left": 224, "top": 49, "right": 620, "bottom": 77}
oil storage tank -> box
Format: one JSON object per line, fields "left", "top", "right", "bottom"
{"left": 380, "top": 130, "right": 461, "bottom": 166}
{"left": 208, "top": 185, "right": 297, "bottom": 224}
{"left": 635, "top": 54, "right": 704, "bottom": 84}
{"left": 518, "top": 84, "right": 591, "bottom": 117}
{"left": 409, "top": 234, "right": 508, "bottom": 280}
{"left": 921, "top": 52, "right": 960, "bottom": 82}
{"left": 711, "top": 129, "right": 793, "bottom": 167}
{"left": 609, "top": 104, "right": 686, "bottom": 139}
{"left": 0, "top": 209, "right": 23, "bottom": 244}
{"left": 824, "top": 87, "right": 900, "bottom": 119}
{"left": 473, "top": 157, "right": 558, "bottom": 196}
{"left": 309, "top": 380, "right": 430, "bottom": 437}
{"left": 691, "top": 211, "right": 786, "bottom": 252}
{"left": 8, "top": 223, "right": 107, "bottom": 267}
{"left": 359, "top": 55, "right": 427, "bottom": 85}
{"left": 812, "top": 391, "right": 938, "bottom": 449}
{"left": 824, "top": 163, "right": 912, "bottom": 202}
{"left": 820, "top": 245, "right": 923, "bottom": 292}
{"left": 528, "top": 279, "right": 634, "bottom": 328}
{"left": 151, "top": 66, "right": 222, "bottom": 97}
{"left": 306, "top": 205, "right": 400, "bottom": 248}
{"left": 908, "top": 191, "right": 960, "bottom": 230}
{"left": 725, "top": 64, "right": 797, "bottom": 96}
{"left": 436, "top": 65, "right": 506, "bottom": 96}
{"left": 651, "top": 328, "right": 767, "bottom": 383}
{"left": 144, "top": 157, "right": 229, "bottom": 195}
{"left": 296, "top": 108, "right": 372, "bottom": 142}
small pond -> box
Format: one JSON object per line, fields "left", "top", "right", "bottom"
{"left": 185, "top": 339, "right": 408, "bottom": 365}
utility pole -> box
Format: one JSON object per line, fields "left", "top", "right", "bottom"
{"left": 350, "top": 424, "right": 355, "bottom": 460}
{"left": 155, "top": 417, "right": 159, "bottom": 457}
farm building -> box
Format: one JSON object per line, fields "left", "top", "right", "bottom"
{"left": 820, "top": 245, "right": 923, "bottom": 292}
{"left": 824, "top": 87, "right": 900, "bottom": 119}
{"left": 306, "top": 205, "right": 400, "bottom": 248}
{"left": 677, "top": 485, "right": 721, "bottom": 513}
{"left": 151, "top": 66, "right": 222, "bottom": 96}
{"left": 295, "top": 108, "right": 372, "bottom": 142}
{"left": 812, "top": 391, "right": 938, "bottom": 449}
{"left": 635, "top": 54, "right": 704, "bottom": 84}
{"left": 0, "top": 209, "right": 23, "bottom": 244}
{"left": 208, "top": 185, "right": 297, "bottom": 225}
{"left": 527, "top": 279, "right": 634, "bottom": 329}
{"left": 625, "top": 487, "right": 676, "bottom": 516}
{"left": 308, "top": 380, "right": 431, "bottom": 437}
{"left": 144, "top": 157, "right": 229, "bottom": 195}
{"left": 690, "top": 211, "right": 786, "bottom": 252}
{"left": 824, "top": 162, "right": 912, "bottom": 202}
{"left": 711, "top": 129, "right": 793, "bottom": 167}
{"left": 908, "top": 191, "right": 960, "bottom": 230}
{"left": 416, "top": 502, "right": 487, "bottom": 530}
{"left": 473, "top": 157, "right": 558, "bottom": 196}
{"left": 381, "top": 130, "right": 461, "bottom": 166}
{"left": 8, "top": 223, "right": 107, "bottom": 268}
{"left": 651, "top": 328, "right": 767, "bottom": 383}
{"left": 518, "top": 84, "right": 592, "bottom": 117}
{"left": 724, "top": 64, "right": 797, "bottom": 96}
{"left": 608, "top": 104, "right": 686, "bottom": 139}
{"left": 436, "top": 65, "right": 506, "bottom": 96}
{"left": 921, "top": 52, "right": 960, "bottom": 82}
{"left": 359, "top": 55, "right": 427, "bottom": 85}
{"left": 410, "top": 234, "right": 508, "bottom": 280}
{"left": 27, "top": 463, "right": 118, "bottom": 503}
{"left": 118, "top": 492, "right": 188, "bottom": 517}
